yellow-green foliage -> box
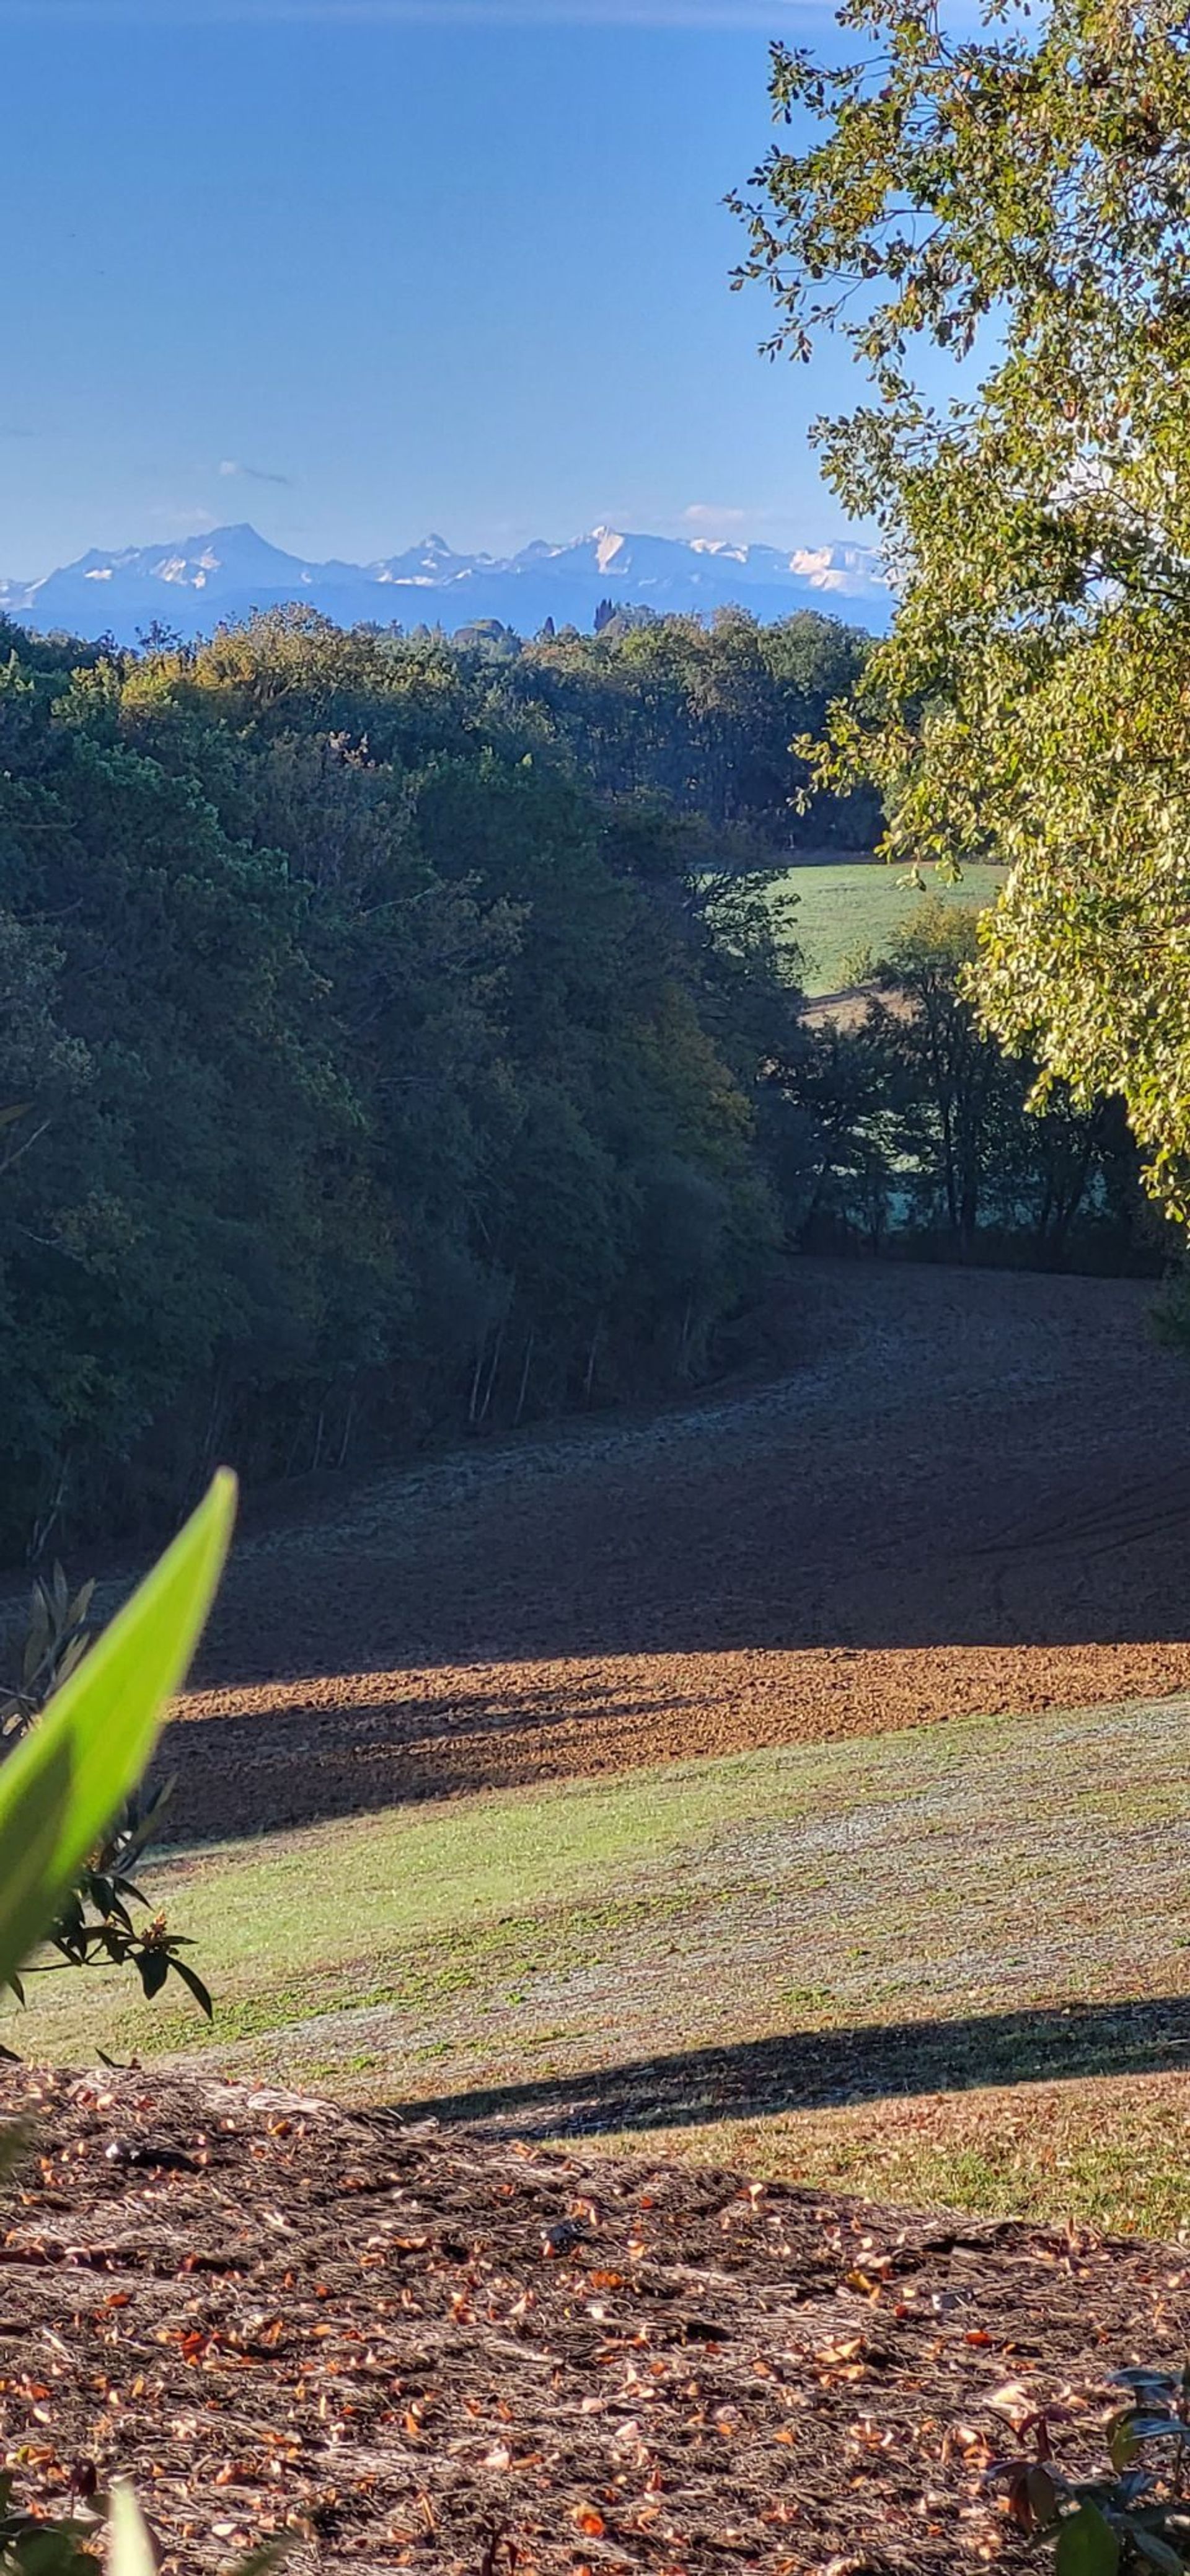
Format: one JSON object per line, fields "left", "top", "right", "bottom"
{"left": 735, "top": 0, "right": 1190, "bottom": 1219}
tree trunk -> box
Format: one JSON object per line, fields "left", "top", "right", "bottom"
{"left": 513, "top": 1330, "right": 536, "bottom": 1428}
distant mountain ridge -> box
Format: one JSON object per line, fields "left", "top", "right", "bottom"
{"left": 0, "top": 520, "right": 891, "bottom": 645}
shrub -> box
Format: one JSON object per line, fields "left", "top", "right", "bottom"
{"left": 990, "top": 2368, "right": 1190, "bottom": 2576}
{"left": 0, "top": 1473, "right": 236, "bottom": 2572}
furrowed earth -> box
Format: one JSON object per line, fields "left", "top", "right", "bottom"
{"left": 6, "top": 1256, "right": 1190, "bottom": 2569}
{"left": 177, "top": 1258, "right": 1190, "bottom": 1835}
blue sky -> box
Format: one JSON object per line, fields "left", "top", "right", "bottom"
{"left": 0, "top": 0, "right": 870, "bottom": 578}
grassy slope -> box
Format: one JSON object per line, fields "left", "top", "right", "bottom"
{"left": 782, "top": 860, "right": 1008, "bottom": 993}
{"left": 17, "top": 1690, "right": 1190, "bottom": 2235}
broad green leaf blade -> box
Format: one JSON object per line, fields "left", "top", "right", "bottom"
{"left": 1056, "top": 2506, "right": 1121, "bottom": 2576}
{"left": 107, "top": 2480, "right": 157, "bottom": 2576}
{"left": 0, "top": 1469, "right": 236, "bottom": 1994}
{"left": 1132, "top": 2534, "right": 1184, "bottom": 2576}
{"left": 1108, "top": 2412, "right": 1140, "bottom": 2474}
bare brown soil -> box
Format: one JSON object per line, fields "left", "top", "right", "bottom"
{"left": 799, "top": 984, "right": 890, "bottom": 1030}
{"left": 3, "top": 2065, "right": 1188, "bottom": 2575}
{"left": 158, "top": 1260, "right": 1190, "bottom": 1844}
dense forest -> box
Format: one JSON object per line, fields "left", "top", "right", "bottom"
{"left": 447, "top": 602, "right": 881, "bottom": 844}
{"left": 0, "top": 602, "right": 1158, "bottom": 1559}
{"left": 0, "top": 605, "right": 827, "bottom": 1556}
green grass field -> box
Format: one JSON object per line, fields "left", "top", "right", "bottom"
{"left": 778, "top": 858, "right": 1008, "bottom": 994}
{"left": 19, "top": 1690, "right": 1190, "bottom": 2237}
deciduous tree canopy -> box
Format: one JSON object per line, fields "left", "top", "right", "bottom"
{"left": 733, "top": 0, "right": 1190, "bottom": 1214}
{"left": 0, "top": 609, "right": 815, "bottom": 1555}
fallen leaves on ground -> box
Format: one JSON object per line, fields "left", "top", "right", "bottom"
{"left": 0, "top": 2068, "right": 1187, "bottom": 2572}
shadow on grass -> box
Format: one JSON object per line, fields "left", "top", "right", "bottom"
{"left": 384, "top": 1993, "right": 1190, "bottom": 2140}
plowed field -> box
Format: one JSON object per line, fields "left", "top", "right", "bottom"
{"left": 165, "top": 1260, "right": 1190, "bottom": 1845}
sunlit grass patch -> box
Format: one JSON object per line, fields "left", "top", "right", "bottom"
{"left": 779, "top": 858, "right": 1007, "bottom": 992}
{"left": 11, "top": 1688, "right": 1190, "bottom": 2239}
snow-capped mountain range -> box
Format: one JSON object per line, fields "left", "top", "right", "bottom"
{"left": 0, "top": 521, "right": 890, "bottom": 645}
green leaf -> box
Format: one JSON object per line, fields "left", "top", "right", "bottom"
{"left": 1108, "top": 2412, "right": 1140, "bottom": 2472}
{"left": 1056, "top": 2506, "right": 1121, "bottom": 2576}
{"left": 169, "top": 1954, "right": 214, "bottom": 2019}
{"left": 0, "top": 2126, "right": 27, "bottom": 2179}
{"left": 55, "top": 1636, "right": 90, "bottom": 1688}
{"left": 1131, "top": 2534, "right": 1184, "bottom": 2576}
{"left": 1026, "top": 2465, "right": 1059, "bottom": 2528}
{"left": 0, "top": 1470, "right": 236, "bottom": 1995}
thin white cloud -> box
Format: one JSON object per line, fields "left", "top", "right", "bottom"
{"left": 683, "top": 503, "right": 749, "bottom": 527}
{"left": 219, "top": 457, "right": 291, "bottom": 487}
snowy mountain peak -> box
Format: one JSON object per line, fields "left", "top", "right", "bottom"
{"left": 0, "top": 522, "right": 891, "bottom": 646}
{"left": 592, "top": 529, "right": 627, "bottom": 573}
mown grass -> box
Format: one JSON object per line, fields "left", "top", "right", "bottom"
{"left": 783, "top": 858, "right": 1008, "bottom": 992}
{"left": 12, "top": 1690, "right": 1190, "bottom": 2236}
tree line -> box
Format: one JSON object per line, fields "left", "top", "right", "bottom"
{"left": 0, "top": 596, "right": 1163, "bottom": 1561}
{"left": 0, "top": 606, "right": 811, "bottom": 1558}
{"left": 453, "top": 603, "right": 881, "bottom": 847}
{"left": 775, "top": 908, "right": 1161, "bottom": 1271}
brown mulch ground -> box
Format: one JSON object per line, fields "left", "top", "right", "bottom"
{"left": 3, "top": 2068, "right": 1189, "bottom": 2576}
{"left": 158, "top": 1262, "right": 1190, "bottom": 1842}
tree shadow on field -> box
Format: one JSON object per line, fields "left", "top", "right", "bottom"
{"left": 157, "top": 1626, "right": 1190, "bottom": 1845}
{"left": 382, "top": 1992, "right": 1190, "bottom": 2142}
{"left": 154, "top": 1671, "right": 708, "bottom": 1846}
{"left": 188, "top": 1258, "right": 1190, "bottom": 1709}
{"left": 200, "top": 1447, "right": 1190, "bottom": 1693}
{"left": 154, "top": 1256, "right": 1190, "bottom": 1842}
